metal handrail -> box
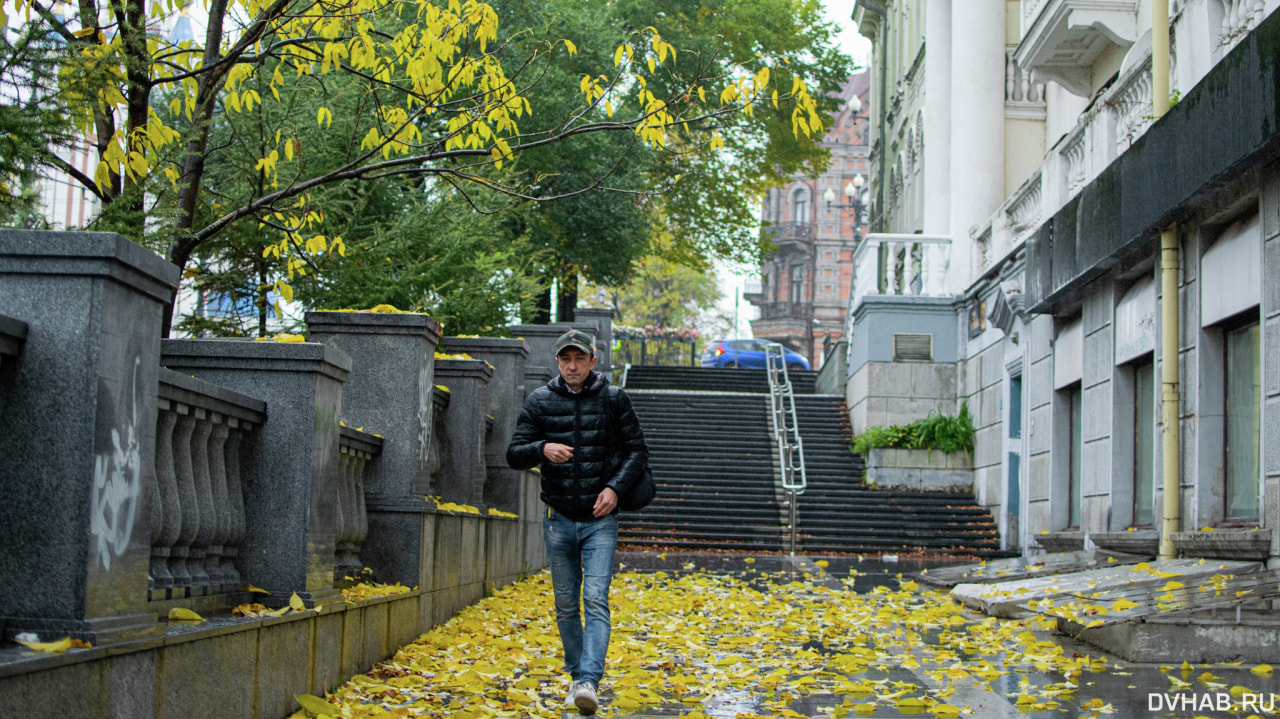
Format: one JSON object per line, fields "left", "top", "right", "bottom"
{"left": 764, "top": 343, "right": 806, "bottom": 555}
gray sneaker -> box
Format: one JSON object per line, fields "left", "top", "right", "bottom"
{"left": 573, "top": 682, "right": 598, "bottom": 715}
{"left": 564, "top": 681, "right": 580, "bottom": 709}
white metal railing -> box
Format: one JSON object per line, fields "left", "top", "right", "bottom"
{"left": 851, "top": 234, "right": 953, "bottom": 313}
{"left": 765, "top": 342, "right": 806, "bottom": 555}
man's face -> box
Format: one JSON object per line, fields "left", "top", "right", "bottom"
{"left": 556, "top": 347, "right": 597, "bottom": 390}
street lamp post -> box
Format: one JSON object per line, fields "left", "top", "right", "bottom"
{"left": 823, "top": 174, "right": 866, "bottom": 231}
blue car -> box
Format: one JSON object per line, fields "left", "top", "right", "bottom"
{"left": 700, "top": 339, "right": 811, "bottom": 370}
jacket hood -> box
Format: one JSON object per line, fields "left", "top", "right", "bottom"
{"left": 548, "top": 369, "right": 609, "bottom": 397}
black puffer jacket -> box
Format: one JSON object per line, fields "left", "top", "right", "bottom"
{"left": 506, "top": 370, "right": 648, "bottom": 521}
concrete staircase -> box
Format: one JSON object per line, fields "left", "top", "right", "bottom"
{"left": 618, "top": 366, "right": 1008, "bottom": 557}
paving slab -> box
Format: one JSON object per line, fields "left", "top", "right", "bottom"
{"left": 952, "top": 558, "right": 1263, "bottom": 618}
{"left": 916, "top": 550, "right": 1146, "bottom": 588}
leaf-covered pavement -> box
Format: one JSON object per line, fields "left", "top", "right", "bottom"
{"left": 292, "top": 554, "right": 1280, "bottom": 719}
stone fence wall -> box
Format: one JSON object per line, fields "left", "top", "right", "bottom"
{"left": 0, "top": 231, "right": 565, "bottom": 719}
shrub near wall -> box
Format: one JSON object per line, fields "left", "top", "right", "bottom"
{"left": 853, "top": 402, "right": 975, "bottom": 491}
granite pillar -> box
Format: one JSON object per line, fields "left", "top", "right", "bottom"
{"left": 511, "top": 319, "right": 611, "bottom": 374}
{"left": 304, "top": 311, "right": 441, "bottom": 497}
{"left": 438, "top": 337, "right": 529, "bottom": 512}
{"left": 0, "top": 230, "right": 178, "bottom": 644}
{"left": 433, "top": 358, "right": 492, "bottom": 508}
{"left": 160, "top": 340, "right": 351, "bottom": 606}
{"left": 524, "top": 365, "right": 552, "bottom": 399}
{"left": 304, "top": 311, "right": 444, "bottom": 590}
{"left": 573, "top": 307, "right": 615, "bottom": 372}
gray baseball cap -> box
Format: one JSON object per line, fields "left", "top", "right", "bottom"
{"left": 554, "top": 329, "right": 595, "bottom": 356}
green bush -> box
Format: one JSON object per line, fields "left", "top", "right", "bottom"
{"left": 851, "top": 400, "right": 974, "bottom": 457}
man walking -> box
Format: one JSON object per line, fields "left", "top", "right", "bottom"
{"left": 506, "top": 329, "right": 648, "bottom": 715}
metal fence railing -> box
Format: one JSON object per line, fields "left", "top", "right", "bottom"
{"left": 613, "top": 337, "right": 698, "bottom": 367}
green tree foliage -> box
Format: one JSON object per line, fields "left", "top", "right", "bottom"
{"left": 586, "top": 254, "right": 721, "bottom": 331}
{"left": 2, "top": 0, "right": 835, "bottom": 335}
{"left": 0, "top": 23, "right": 69, "bottom": 227}
{"left": 484, "top": 0, "right": 855, "bottom": 311}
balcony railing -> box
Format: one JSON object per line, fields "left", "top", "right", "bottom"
{"left": 973, "top": 37, "right": 1167, "bottom": 280}
{"left": 765, "top": 222, "right": 813, "bottom": 245}
{"left": 851, "top": 234, "right": 953, "bottom": 312}
{"left": 756, "top": 301, "right": 810, "bottom": 321}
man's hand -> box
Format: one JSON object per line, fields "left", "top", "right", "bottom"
{"left": 543, "top": 442, "right": 574, "bottom": 463}
{"left": 593, "top": 487, "right": 618, "bottom": 518}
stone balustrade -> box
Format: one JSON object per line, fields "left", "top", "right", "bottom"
{"left": 852, "top": 233, "right": 954, "bottom": 312}
{"left": 438, "top": 336, "right": 528, "bottom": 512}
{"left": 336, "top": 426, "right": 381, "bottom": 581}
{"left": 0, "top": 230, "right": 550, "bottom": 719}
{"left": 151, "top": 369, "right": 265, "bottom": 608}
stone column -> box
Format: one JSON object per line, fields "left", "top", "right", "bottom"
{"left": 0, "top": 230, "right": 178, "bottom": 644}
{"left": 948, "top": 0, "right": 1006, "bottom": 291}
{"left": 922, "top": 0, "right": 952, "bottom": 236}
{"left": 573, "top": 307, "right": 615, "bottom": 372}
{"left": 304, "top": 310, "right": 443, "bottom": 589}
{"left": 524, "top": 364, "right": 552, "bottom": 399}
{"left": 304, "top": 311, "right": 442, "bottom": 497}
{"left": 512, "top": 320, "right": 611, "bottom": 374}
{"left": 160, "top": 340, "right": 350, "bottom": 607}
{"left": 433, "top": 358, "right": 492, "bottom": 508}
{"left": 439, "top": 337, "right": 529, "bottom": 512}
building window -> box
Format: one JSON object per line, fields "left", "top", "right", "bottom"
{"left": 790, "top": 266, "right": 803, "bottom": 303}
{"left": 1068, "top": 384, "right": 1082, "bottom": 529}
{"left": 1132, "top": 360, "right": 1155, "bottom": 526}
{"left": 1225, "top": 321, "right": 1261, "bottom": 522}
{"left": 792, "top": 189, "right": 809, "bottom": 223}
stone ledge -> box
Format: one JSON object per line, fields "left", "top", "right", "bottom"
{"left": 1089, "top": 530, "right": 1159, "bottom": 557}
{"left": 440, "top": 336, "right": 530, "bottom": 357}
{"left": 1171, "top": 529, "right": 1271, "bottom": 560}
{"left": 865, "top": 448, "right": 972, "bottom": 491}
{"left": 0, "top": 587, "right": 422, "bottom": 681}
{"left": 1034, "top": 531, "right": 1086, "bottom": 553}
{"left": 304, "top": 310, "right": 442, "bottom": 341}
{"left": 1062, "top": 609, "right": 1280, "bottom": 663}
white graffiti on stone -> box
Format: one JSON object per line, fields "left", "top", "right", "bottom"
{"left": 90, "top": 357, "right": 141, "bottom": 570}
{"left": 416, "top": 355, "right": 432, "bottom": 470}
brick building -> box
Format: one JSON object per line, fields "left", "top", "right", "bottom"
{"left": 747, "top": 72, "right": 871, "bottom": 368}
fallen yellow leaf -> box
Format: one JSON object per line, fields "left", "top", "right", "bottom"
{"left": 295, "top": 693, "right": 336, "bottom": 716}
{"left": 15, "top": 636, "right": 89, "bottom": 653}
{"left": 168, "top": 607, "right": 204, "bottom": 623}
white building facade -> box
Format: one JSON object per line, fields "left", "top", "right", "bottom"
{"left": 849, "top": 0, "right": 1280, "bottom": 558}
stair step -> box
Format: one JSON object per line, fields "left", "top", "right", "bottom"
{"left": 615, "top": 367, "right": 1005, "bottom": 555}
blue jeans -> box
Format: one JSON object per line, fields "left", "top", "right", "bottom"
{"left": 543, "top": 508, "right": 617, "bottom": 685}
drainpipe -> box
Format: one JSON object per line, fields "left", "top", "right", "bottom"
{"left": 1152, "top": 0, "right": 1181, "bottom": 559}
{"left": 858, "top": 0, "right": 889, "bottom": 233}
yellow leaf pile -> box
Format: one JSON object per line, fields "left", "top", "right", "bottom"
{"left": 283, "top": 566, "right": 1280, "bottom": 719}
{"left": 487, "top": 508, "right": 518, "bottom": 518}
{"left": 254, "top": 333, "right": 308, "bottom": 343}
{"left": 428, "top": 496, "right": 481, "bottom": 514}
{"left": 342, "top": 582, "right": 413, "bottom": 603}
